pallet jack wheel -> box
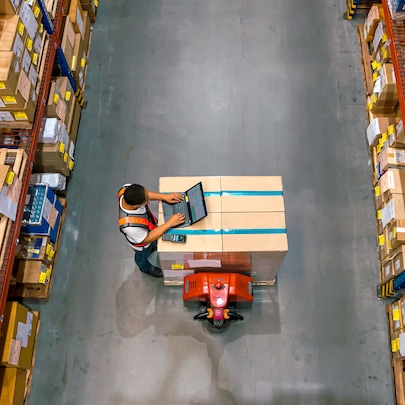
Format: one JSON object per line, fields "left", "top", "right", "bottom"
{"left": 203, "top": 319, "right": 231, "bottom": 334}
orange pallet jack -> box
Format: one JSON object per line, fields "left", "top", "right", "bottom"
{"left": 183, "top": 272, "right": 254, "bottom": 333}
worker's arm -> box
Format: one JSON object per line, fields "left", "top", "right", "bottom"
{"left": 148, "top": 191, "right": 183, "bottom": 203}
{"left": 141, "top": 213, "right": 185, "bottom": 244}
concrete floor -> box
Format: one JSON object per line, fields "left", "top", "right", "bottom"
{"left": 27, "top": 1, "right": 393, "bottom": 404}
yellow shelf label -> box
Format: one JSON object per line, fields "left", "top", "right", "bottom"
{"left": 5, "top": 170, "right": 15, "bottom": 186}
{"left": 378, "top": 235, "right": 385, "bottom": 246}
{"left": 68, "top": 159, "right": 74, "bottom": 170}
{"left": 38, "top": 272, "right": 47, "bottom": 284}
{"left": 368, "top": 102, "right": 373, "bottom": 111}
{"left": 26, "top": 38, "right": 33, "bottom": 51}
{"left": 39, "top": 23, "right": 43, "bottom": 33}
{"left": 394, "top": 227, "right": 397, "bottom": 238}
{"left": 382, "top": 132, "right": 387, "bottom": 142}
{"left": 382, "top": 33, "right": 387, "bottom": 43}
{"left": 18, "top": 22, "right": 24, "bottom": 35}
{"left": 65, "top": 91, "right": 71, "bottom": 101}
{"left": 63, "top": 152, "right": 68, "bottom": 162}
{"left": 72, "top": 55, "right": 76, "bottom": 68}
{"left": 377, "top": 144, "right": 382, "bottom": 153}
{"left": 382, "top": 47, "right": 387, "bottom": 58}
{"left": 58, "top": 142, "right": 65, "bottom": 153}
{"left": 48, "top": 249, "right": 55, "bottom": 259}
{"left": 0, "top": 82, "right": 5, "bottom": 90}
{"left": 53, "top": 93, "right": 59, "bottom": 104}
{"left": 94, "top": 0, "right": 98, "bottom": 6}
{"left": 34, "top": 5, "right": 40, "bottom": 17}
{"left": 377, "top": 210, "right": 382, "bottom": 220}
{"left": 45, "top": 268, "right": 51, "bottom": 280}
{"left": 393, "top": 308, "right": 400, "bottom": 321}
{"left": 2, "top": 96, "right": 17, "bottom": 104}
{"left": 376, "top": 62, "right": 382, "bottom": 70}
{"left": 13, "top": 111, "right": 28, "bottom": 120}
{"left": 375, "top": 186, "right": 380, "bottom": 197}
{"left": 46, "top": 244, "right": 52, "bottom": 255}
{"left": 372, "top": 93, "right": 377, "bottom": 103}
{"left": 81, "top": 58, "right": 86, "bottom": 68}
{"left": 32, "top": 53, "right": 38, "bottom": 65}
{"left": 372, "top": 61, "right": 378, "bottom": 70}
{"left": 172, "top": 264, "right": 184, "bottom": 270}
{"left": 378, "top": 138, "right": 385, "bottom": 148}
{"left": 373, "top": 71, "right": 378, "bottom": 81}
{"left": 388, "top": 124, "right": 395, "bottom": 135}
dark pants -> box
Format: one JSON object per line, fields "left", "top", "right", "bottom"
{"left": 134, "top": 241, "right": 159, "bottom": 274}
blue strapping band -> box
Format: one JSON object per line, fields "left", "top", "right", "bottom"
{"left": 165, "top": 228, "right": 286, "bottom": 235}
{"left": 221, "top": 190, "right": 283, "bottom": 196}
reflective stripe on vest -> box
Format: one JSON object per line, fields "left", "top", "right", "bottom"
{"left": 118, "top": 186, "right": 157, "bottom": 248}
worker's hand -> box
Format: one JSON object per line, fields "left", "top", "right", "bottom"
{"left": 164, "top": 193, "right": 183, "bottom": 204}
{"left": 169, "top": 213, "right": 185, "bottom": 227}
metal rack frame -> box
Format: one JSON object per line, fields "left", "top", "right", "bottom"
{"left": 383, "top": 0, "right": 405, "bottom": 121}
{"left": 0, "top": 0, "right": 64, "bottom": 325}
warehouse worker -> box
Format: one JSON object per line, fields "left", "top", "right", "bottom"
{"left": 118, "top": 183, "right": 185, "bottom": 278}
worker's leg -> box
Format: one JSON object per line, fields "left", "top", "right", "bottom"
{"left": 134, "top": 242, "right": 162, "bottom": 278}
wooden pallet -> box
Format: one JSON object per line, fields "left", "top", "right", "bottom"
{"left": 358, "top": 24, "right": 374, "bottom": 97}
{"left": 0, "top": 148, "right": 28, "bottom": 267}
{"left": 8, "top": 198, "right": 67, "bottom": 300}
{"left": 23, "top": 311, "right": 40, "bottom": 405}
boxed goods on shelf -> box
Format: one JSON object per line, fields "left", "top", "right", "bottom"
{"left": 0, "top": 302, "right": 39, "bottom": 369}
{"left": 389, "top": 119, "right": 405, "bottom": 147}
{"left": 367, "top": 116, "right": 397, "bottom": 146}
{"left": 0, "top": 0, "right": 22, "bottom": 15}
{"left": 20, "top": 183, "right": 62, "bottom": 243}
{"left": 15, "top": 259, "right": 52, "bottom": 285}
{"left": 0, "top": 367, "right": 26, "bottom": 405}
{"left": 30, "top": 172, "right": 67, "bottom": 191}
{"left": 0, "top": 162, "right": 21, "bottom": 221}
{"left": 16, "top": 235, "right": 55, "bottom": 263}
{"left": 80, "top": 0, "right": 97, "bottom": 23}
{"left": 369, "top": 63, "right": 398, "bottom": 115}
{"left": 364, "top": 4, "right": 385, "bottom": 42}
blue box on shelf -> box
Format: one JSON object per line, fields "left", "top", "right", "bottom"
{"left": 20, "top": 184, "right": 62, "bottom": 243}
{"left": 395, "top": 0, "right": 405, "bottom": 11}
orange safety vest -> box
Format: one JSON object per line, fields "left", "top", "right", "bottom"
{"left": 118, "top": 186, "right": 158, "bottom": 248}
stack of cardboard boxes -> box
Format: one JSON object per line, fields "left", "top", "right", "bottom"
{"left": 158, "top": 176, "right": 288, "bottom": 286}
{"left": 0, "top": 0, "right": 46, "bottom": 128}
{"left": 8, "top": 183, "right": 63, "bottom": 299}
{"left": 33, "top": 0, "right": 94, "bottom": 184}
{"left": 0, "top": 302, "right": 39, "bottom": 404}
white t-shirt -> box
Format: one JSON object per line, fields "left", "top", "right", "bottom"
{"left": 119, "top": 195, "right": 150, "bottom": 251}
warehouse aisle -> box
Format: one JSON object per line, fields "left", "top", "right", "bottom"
{"left": 28, "top": 1, "right": 393, "bottom": 404}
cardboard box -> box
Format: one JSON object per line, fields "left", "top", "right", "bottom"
{"left": 364, "top": 4, "right": 384, "bottom": 42}
{"left": 159, "top": 176, "right": 221, "bottom": 214}
{"left": 388, "top": 219, "right": 405, "bottom": 251}
{"left": 379, "top": 169, "right": 405, "bottom": 196}
{"left": 158, "top": 176, "right": 288, "bottom": 284}
{"left": 80, "top": 0, "right": 97, "bottom": 23}
{"left": 18, "top": 2, "right": 38, "bottom": 42}
{"left": 0, "top": 302, "right": 39, "bottom": 369}
{"left": 56, "top": 76, "right": 74, "bottom": 116}
{"left": 16, "top": 236, "right": 55, "bottom": 263}
{"left": 381, "top": 194, "right": 405, "bottom": 229}
{"left": 0, "top": 0, "right": 21, "bottom": 15}
{"left": 372, "top": 21, "right": 387, "bottom": 56}
{"left": 1, "top": 69, "right": 32, "bottom": 108}
{"left": 378, "top": 228, "right": 389, "bottom": 260}
{"left": 377, "top": 147, "right": 405, "bottom": 177}
{"left": 221, "top": 176, "right": 284, "bottom": 212}
{"left": 15, "top": 260, "right": 51, "bottom": 284}
{"left": 0, "top": 367, "right": 26, "bottom": 405}
{"left": 45, "top": 81, "right": 67, "bottom": 122}
{"left": 0, "top": 164, "right": 21, "bottom": 221}
{"left": 381, "top": 256, "right": 395, "bottom": 284}
{"left": 391, "top": 245, "right": 405, "bottom": 277}
{"left": 389, "top": 119, "right": 405, "bottom": 148}
{"left": 60, "top": 16, "right": 76, "bottom": 70}
{"left": 69, "top": 96, "right": 81, "bottom": 142}
{"left": 0, "top": 16, "right": 21, "bottom": 54}
{"left": 367, "top": 117, "right": 396, "bottom": 147}
{"left": 69, "top": 0, "right": 84, "bottom": 35}
{"left": 0, "top": 52, "right": 20, "bottom": 94}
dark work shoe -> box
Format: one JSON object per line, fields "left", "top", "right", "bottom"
{"left": 145, "top": 266, "right": 163, "bottom": 278}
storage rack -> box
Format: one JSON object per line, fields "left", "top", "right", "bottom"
{"left": 0, "top": 0, "right": 65, "bottom": 327}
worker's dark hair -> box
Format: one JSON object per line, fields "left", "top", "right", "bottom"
{"left": 123, "top": 184, "right": 147, "bottom": 206}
